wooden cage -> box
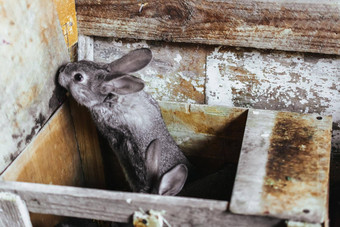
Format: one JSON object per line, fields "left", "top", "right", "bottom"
{"left": 0, "top": 0, "right": 339, "bottom": 226}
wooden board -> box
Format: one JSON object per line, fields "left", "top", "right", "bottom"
{"left": 230, "top": 109, "right": 332, "bottom": 223}
{"left": 0, "top": 192, "right": 32, "bottom": 227}
{"left": 0, "top": 181, "right": 284, "bottom": 226}
{"left": 76, "top": 0, "right": 340, "bottom": 55}
{"left": 1, "top": 102, "right": 84, "bottom": 227}
{"left": 0, "top": 0, "right": 69, "bottom": 172}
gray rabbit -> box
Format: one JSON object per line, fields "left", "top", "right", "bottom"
{"left": 58, "top": 48, "right": 191, "bottom": 195}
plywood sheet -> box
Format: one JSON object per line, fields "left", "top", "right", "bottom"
{"left": 230, "top": 109, "right": 332, "bottom": 223}
{"left": 0, "top": 0, "right": 69, "bottom": 172}
{"left": 76, "top": 0, "right": 340, "bottom": 55}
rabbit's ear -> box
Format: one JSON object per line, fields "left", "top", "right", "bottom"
{"left": 145, "top": 139, "right": 161, "bottom": 181}
{"left": 158, "top": 164, "right": 188, "bottom": 196}
{"left": 100, "top": 75, "right": 145, "bottom": 95}
{"left": 108, "top": 48, "right": 152, "bottom": 76}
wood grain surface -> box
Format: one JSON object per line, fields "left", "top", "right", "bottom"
{"left": 76, "top": 0, "right": 340, "bottom": 55}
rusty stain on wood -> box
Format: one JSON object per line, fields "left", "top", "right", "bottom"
{"left": 1, "top": 102, "right": 84, "bottom": 227}
{"left": 76, "top": 0, "right": 340, "bottom": 55}
{"left": 265, "top": 112, "right": 318, "bottom": 193}
{"left": 230, "top": 109, "right": 332, "bottom": 223}
{"left": 93, "top": 38, "right": 207, "bottom": 103}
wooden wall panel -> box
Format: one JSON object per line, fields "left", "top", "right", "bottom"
{"left": 93, "top": 38, "right": 207, "bottom": 104}
{"left": 0, "top": 0, "right": 69, "bottom": 172}
{"left": 1, "top": 102, "right": 84, "bottom": 227}
{"left": 76, "top": 0, "right": 340, "bottom": 55}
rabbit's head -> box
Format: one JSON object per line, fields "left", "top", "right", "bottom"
{"left": 145, "top": 139, "right": 188, "bottom": 196}
{"left": 58, "top": 48, "right": 152, "bottom": 108}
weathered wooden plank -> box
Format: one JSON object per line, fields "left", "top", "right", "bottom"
{"left": 76, "top": 0, "right": 340, "bottom": 55}
{"left": 0, "top": 181, "right": 283, "bottom": 226}
{"left": 230, "top": 109, "right": 332, "bottom": 223}
{"left": 93, "top": 38, "right": 207, "bottom": 103}
{"left": 0, "top": 0, "right": 69, "bottom": 172}
{"left": 1, "top": 102, "right": 84, "bottom": 226}
{"left": 0, "top": 192, "right": 32, "bottom": 227}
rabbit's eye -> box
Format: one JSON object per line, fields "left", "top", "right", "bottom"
{"left": 74, "top": 73, "right": 84, "bottom": 82}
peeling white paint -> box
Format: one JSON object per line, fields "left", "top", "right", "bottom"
{"left": 174, "top": 53, "right": 182, "bottom": 64}
{"left": 206, "top": 47, "right": 340, "bottom": 121}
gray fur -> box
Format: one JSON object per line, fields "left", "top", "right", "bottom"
{"left": 58, "top": 48, "right": 190, "bottom": 195}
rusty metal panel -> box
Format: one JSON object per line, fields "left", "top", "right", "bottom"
{"left": 93, "top": 38, "right": 207, "bottom": 104}
{"left": 0, "top": 0, "right": 69, "bottom": 172}
{"left": 230, "top": 109, "right": 332, "bottom": 223}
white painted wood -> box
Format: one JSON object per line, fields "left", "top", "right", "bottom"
{"left": 0, "top": 0, "right": 69, "bottom": 172}
{"left": 0, "top": 192, "right": 32, "bottom": 227}
{"left": 0, "top": 181, "right": 283, "bottom": 226}
{"left": 78, "top": 35, "right": 94, "bottom": 61}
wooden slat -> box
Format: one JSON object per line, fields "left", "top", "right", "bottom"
{"left": 230, "top": 109, "right": 332, "bottom": 223}
{"left": 0, "top": 0, "right": 69, "bottom": 172}
{"left": 1, "top": 102, "right": 84, "bottom": 226}
{"left": 0, "top": 192, "right": 32, "bottom": 227}
{"left": 76, "top": 0, "right": 340, "bottom": 55}
{"left": 0, "top": 181, "right": 283, "bottom": 226}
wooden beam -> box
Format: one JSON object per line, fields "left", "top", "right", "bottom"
{"left": 0, "top": 192, "right": 32, "bottom": 227}
{"left": 76, "top": 0, "right": 340, "bottom": 55}
{"left": 0, "top": 181, "right": 283, "bottom": 226}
